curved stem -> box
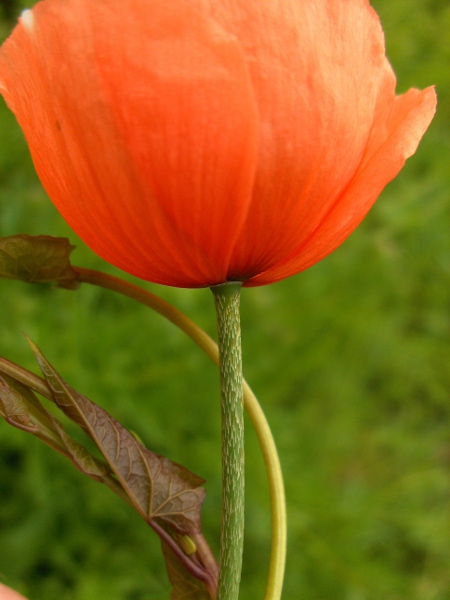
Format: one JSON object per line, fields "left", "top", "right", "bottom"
{"left": 211, "top": 282, "right": 244, "bottom": 600}
{"left": 243, "top": 386, "right": 286, "bottom": 600}
{"left": 73, "top": 267, "right": 286, "bottom": 600}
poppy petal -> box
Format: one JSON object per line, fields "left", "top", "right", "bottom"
{"left": 203, "top": 0, "right": 397, "bottom": 279}
{"left": 0, "top": 0, "right": 259, "bottom": 287}
{"left": 0, "top": 0, "right": 436, "bottom": 288}
{"left": 246, "top": 85, "right": 437, "bottom": 286}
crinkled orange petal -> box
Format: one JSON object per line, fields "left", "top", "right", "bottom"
{"left": 0, "top": 0, "right": 436, "bottom": 288}
{"left": 207, "top": 0, "right": 436, "bottom": 283}
{"left": 0, "top": 0, "right": 259, "bottom": 287}
{"left": 246, "top": 85, "right": 437, "bottom": 286}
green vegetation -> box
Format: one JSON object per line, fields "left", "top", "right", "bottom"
{"left": 1, "top": 1, "right": 449, "bottom": 598}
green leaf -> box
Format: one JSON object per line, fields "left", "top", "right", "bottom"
{"left": 0, "top": 234, "right": 80, "bottom": 289}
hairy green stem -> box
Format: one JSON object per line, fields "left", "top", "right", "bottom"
{"left": 211, "top": 282, "right": 244, "bottom": 600}
{"left": 72, "top": 267, "right": 286, "bottom": 599}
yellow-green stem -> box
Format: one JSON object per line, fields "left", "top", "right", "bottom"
{"left": 72, "top": 267, "right": 286, "bottom": 600}
{"left": 211, "top": 282, "right": 244, "bottom": 600}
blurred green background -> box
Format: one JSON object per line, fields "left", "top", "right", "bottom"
{"left": 1, "top": 1, "right": 449, "bottom": 598}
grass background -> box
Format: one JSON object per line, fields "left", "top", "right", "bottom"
{"left": 1, "top": 0, "right": 449, "bottom": 598}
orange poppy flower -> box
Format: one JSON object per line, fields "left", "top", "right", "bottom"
{"left": 0, "top": 0, "right": 436, "bottom": 288}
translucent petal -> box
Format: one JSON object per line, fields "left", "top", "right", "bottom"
{"left": 0, "top": 0, "right": 259, "bottom": 287}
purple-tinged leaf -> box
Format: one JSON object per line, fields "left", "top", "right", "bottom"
{"left": 162, "top": 540, "right": 213, "bottom": 600}
{"left": 0, "top": 234, "right": 79, "bottom": 289}
{"left": 1, "top": 343, "right": 219, "bottom": 597}
{"left": 0, "top": 374, "right": 108, "bottom": 481}
{"left": 28, "top": 338, "right": 206, "bottom": 535}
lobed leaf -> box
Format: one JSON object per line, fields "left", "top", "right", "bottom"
{"left": 0, "top": 374, "right": 108, "bottom": 481}
{"left": 0, "top": 234, "right": 80, "bottom": 289}
{"left": 27, "top": 338, "right": 206, "bottom": 535}
{"left": 1, "top": 344, "right": 218, "bottom": 597}
{"left": 162, "top": 540, "right": 213, "bottom": 600}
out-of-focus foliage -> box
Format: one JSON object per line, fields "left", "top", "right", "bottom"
{"left": 1, "top": 0, "right": 449, "bottom": 598}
